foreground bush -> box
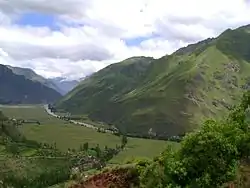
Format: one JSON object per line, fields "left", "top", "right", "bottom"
{"left": 137, "top": 92, "right": 250, "bottom": 188}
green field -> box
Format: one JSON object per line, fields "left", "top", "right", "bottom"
{"left": 110, "top": 137, "right": 179, "bottom": 163}
{"left": 0, "top": 105, "right": 176, "bottom": 162}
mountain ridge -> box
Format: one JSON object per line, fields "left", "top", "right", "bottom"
{"left": 48, "top": 77, "right": 79, "bottom": 95}
{"left": 7, "top": 65, "right": 79, "bottom": 95}
{"left": 7, "top": 65, "right": 62, "bottom": 92}
{"left": 56, "top": 24, "right": 250, "bottom": 136}
{"left": 0, "top": 64, "right": 62, "bottom": 104}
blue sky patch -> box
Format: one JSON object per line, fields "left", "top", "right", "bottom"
{"left": 125, "top": 34, "right": 160, "bottom": 46}
{"left": 125, "top": 36, "right": 150, "bottom": 46}
{"left": 15, "top": 12, "right": 60, "bottom": 30}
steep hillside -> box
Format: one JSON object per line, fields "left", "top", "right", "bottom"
{"left": 56, "top": 56, "right": 154, "bottom": 113}
{"left": 56, "top": 25, "right": 250, "bottom": 136}
{"left": 48, "top": 77, "right": 79, "bottom": 95}
{"left": 0, "top": 64, "right": 61, "bottom": 104}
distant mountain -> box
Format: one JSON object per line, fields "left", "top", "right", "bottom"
{"left": 0, "top": 64, "right": 61, "bottom": 104}
{"left": 48, "top": 77, "right": 79, "bottom": 95}
{"left": 56, "top": 25, "right": 250, "bottom": 136}
{"left": 7, "top": 65, "right": 61, "bottom": 92}
{"left": 7, "top": 66, "right": 79, "bottom": 95}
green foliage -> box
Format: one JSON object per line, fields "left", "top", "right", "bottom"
{"left": 95, "top": 144, "right": 101, "bottom": 158}
{"left": 83, "top": 142, "right": 89, "bottom": 151}
{"left": 0, "top": 111, "right": 7, "bottom": 121}
{"left": 121, "top": 135, "right": 128, "bottom": 148}
{"left": 79, "top": 141, "right": 91, "bottom": 152}
{"left": 136, "top": 91, "right": 250, "bottom": 187}
{"left": 2, "top": 164, "right": 71, "bottom": 188}
{"left": 5, "top": 142, "right": 20, "bottom": 155}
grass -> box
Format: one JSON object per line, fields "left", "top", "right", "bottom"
{"left": 55, "top": 112, "right": 111, "bottom": 129}
{"left": 1, "top": 104, "right": 178, "bottom": 187}
{"left": 0, "top": 157, "right": 69, "bottom": 178}
{"left": 20, "top": 124, "right": 121, "bottom": 151}
{"left": 110, "top": 137, "right": 179, "bottom": 163}
{"left": 0, "top": 105, "right": 121, "bottom": 151}
{"left": 0, "top": 137, "right": 71, "bottom": 187}
{"left": 0, "top": 105, "right": 177, "bottom": 162}
{"left": 48, "top": 181, "right": 76, "bottom": 188}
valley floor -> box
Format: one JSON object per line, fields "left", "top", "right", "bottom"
{"left": 0, "top": 104, "right": 177, "bottom": 187}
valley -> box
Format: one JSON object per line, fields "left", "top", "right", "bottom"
{"left": 0, "top": 104, "right": 175, "bottom": 187}
{"left": 1, "top": 105, "right": 171, "bottom": 157}
{"left": 1, "top": 24, "right": 250, "bottom": 187}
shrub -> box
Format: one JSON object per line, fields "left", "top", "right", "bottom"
{"left": 137, "top": 91, "right": 250, "bottom": 187}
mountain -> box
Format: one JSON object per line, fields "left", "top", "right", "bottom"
{"left": 0, "top": 64, "right": 61, "bottom": 104}
{"left": 7, "top": 66, "right": 79, "bottom": 95}
{"left": 48, "top": 77, "right": 79, "bottom": 95}
{"left": 56, "top": 25, "right": 250, "bottom": 136}
{"left": 7, "top": 65, "right": 62, "bottom": 92}
{"left": 55, "top": 56, "right": 154, "bottom": 127}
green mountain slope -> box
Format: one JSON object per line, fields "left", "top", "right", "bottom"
{"left": 0, "top": 64, "right": 62, "bottom": 104}
{"left": 56, "top": 56, "right": 154, "bottom": 112}
{"left": 56, "top": 25, "right": 250, "bottom": 136}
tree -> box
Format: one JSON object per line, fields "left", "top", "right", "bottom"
{"left": 0, "top": 111, "right": 8, "bottom": 128}
{"left": 138, "top": 91, "right": 250, "bottom": 188}
{"left": 121, "top": 135, "right": 128, "bottom": 148}
{"left": 83, "top": 142, "right": 89, "bottom": 151}
{"left": 5, "top": 142, "right": 20, "bottom": 155}
{"left": 53, "top": 142, "right": 57, "bottom": 149}
{"left": 95, "top": 144, "right": 101, "bottom": 158}
{"left": 104, "top": 145, "right": 108, "bottom": 151}
{"left": 79, "top": 144, "right": 83, "bottom": 151}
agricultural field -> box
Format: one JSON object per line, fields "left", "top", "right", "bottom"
{"left": 0, "top": 133, "right": 72, "bottom": 187}
{"left": 0, "top": 105, "right": 177, "bottom": 162}
{"left": 110, "top": 137, "right": 179, "bottom": 163}
{"left": 0, "top": 105, "right": 121, "bottom": 150}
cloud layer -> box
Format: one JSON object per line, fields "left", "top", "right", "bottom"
{"left": 0, "top": 0, "right": 250, "bottom": 80}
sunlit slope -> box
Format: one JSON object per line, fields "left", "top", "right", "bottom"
{"left": 57, "top": 25, "right": 250, "bottom": 136}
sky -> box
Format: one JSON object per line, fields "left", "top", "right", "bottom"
{"left": 0, "top": 0, "right": 250, "bottom": 80}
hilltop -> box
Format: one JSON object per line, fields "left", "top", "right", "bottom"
{"left": 0, "top": 64, "right": 61, "bottom": 104}
{"left": 55, "top": 56, "right": 155, "bottom": 128}
{"left": 56, "top": 25, "right": 250, "bottom": 136}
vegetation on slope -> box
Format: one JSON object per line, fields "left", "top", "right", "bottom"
{"left": 135, "top": 91, "right": 250, "bottom": 187}
{"left": 216, "top": 27, "right": 250, "bottom": 61}
{"left": 56, "top": 25, "right": 250, "bottom": 136}
{"left": 1, "top": 105, "right": 171, "bottom": 165}
{"left": 55, "top": 57, "right": 154, "bottom": 128}
{"left": 0, "top": 64, "right": 61, "bottom": 104}
{"left": 73, "top": 91, "right": 250, "bottom": 188}
{"left": 0, "top": 109, "right": 130, "bottom": 187}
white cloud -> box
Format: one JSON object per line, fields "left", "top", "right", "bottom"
{"left": 0, "top": 0, "right": 91, "bottom": 16}
{"left": 0, "top": 0, "right": 250, "bottom": 79}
